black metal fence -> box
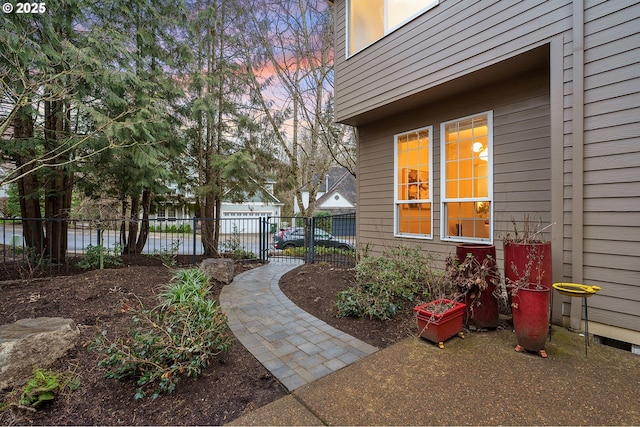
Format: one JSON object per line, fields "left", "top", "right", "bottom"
{"left": 0, "top": 214, "right": 356, "bottom": 279}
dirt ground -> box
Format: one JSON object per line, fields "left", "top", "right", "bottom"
{"left": 0, "top": 259, "right": 412, "bottom": 426}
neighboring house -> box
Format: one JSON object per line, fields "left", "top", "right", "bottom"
{"left": 219, "top": 180, "right": 284, "bottom": 234}
{"left": 151, "top": 179, "right": 283, "bottom": 234}
{"left": 294, "top": 166, "right": 356, "bottom": 215}
{"left": 331, "top": 1, "right": 640, "bottom": 349}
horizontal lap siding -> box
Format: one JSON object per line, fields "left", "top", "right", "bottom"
{"left": 577, "top": 0, "right": 640, "bottom": 331}
{"left": 357, "top": 70, "right": 550, "bottom": 263}
{"left": 334, "top": 0, "right": 572, "bottom": 122}
{"left": 338, "top": 0, "right": 640, "bottom": 336}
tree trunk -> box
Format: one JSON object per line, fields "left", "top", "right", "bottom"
{"left": 201, "top": 192, "right": 219, "bottom": 257}
{"left": 126, "top": 195, "right": 140, "bottom": 254}
{"left": 12, "top": 110, "right": 46, "bottom": 254}
{"left": 43, "top": 98, "right": 72, "bottom": 263}
{"left": 120, "top": 197, "right": 128, "bottom": 248}
{"left": 135, "top": 188, "right": 152, "bottom": 253}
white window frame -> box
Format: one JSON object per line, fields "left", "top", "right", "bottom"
{"left": 440, "top": 111, "right": 494, "bottom": 244}
{"left": 346, "top": 0, "right": 439, "bottom": 58}
{"left": 394, "top": 125, "right": 433, "bottom": 239}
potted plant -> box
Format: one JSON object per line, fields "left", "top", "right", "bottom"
{"left": 414, "top": 298, "right": 466, "bottom": 348}
{"left": 503, "top": 215, "right": 553, "bottom": 357}
{"left": 449, "top": 244, "right": 501, "bottom": 329}
{"left": 413, "top": 257, "right": 468, "bottom": 348}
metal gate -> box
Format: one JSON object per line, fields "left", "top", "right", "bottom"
{"left": 265, "top": 214, "right": 356, "bottom": 266}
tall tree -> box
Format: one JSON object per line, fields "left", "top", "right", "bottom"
{"left": 183, "top": 0, "right": 274, "bottom": 256}
{"left": 79, "top": 0, "right": 191, "bottom": 254}
{"left": 1, "top": 1, "right": 100, "bottom": 261}
{"left": 241, "top": 0, "right": 354, "bottom": 218}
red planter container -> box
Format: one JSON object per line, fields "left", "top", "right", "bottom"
{"left": 456, "top": 243, "right": 499, "bottom": 329}
{"left": 504, "top": 241, "right": 552, "bottom": 310}
{"left": 414, "top": 299, "right": 466, "bottom": 348}
{"left": 511, "top": 284, "right": 551, "bottom": 353}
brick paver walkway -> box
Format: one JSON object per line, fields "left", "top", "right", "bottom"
{"left": 220, "top": 260, "right": 378, "bottom": 391}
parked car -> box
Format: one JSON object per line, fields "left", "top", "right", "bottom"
{"left": 272, "top": 227, "right": 354, "bottom": 251}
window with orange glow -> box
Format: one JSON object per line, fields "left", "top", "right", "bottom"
{"left": 440, "top": 112, "right": 493, "bottom": 242}
{"left": 395, "top": 127, "right": 432, "bottom": 238}
{"left": 347, "top": 0, "right": 439, "bottom": 56}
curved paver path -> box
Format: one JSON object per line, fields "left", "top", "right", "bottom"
{"left": 220, "top": 260, "right": 378, "bottom": 391}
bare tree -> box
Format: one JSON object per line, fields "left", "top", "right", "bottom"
{"left": 241, "top": 0, "right": 355, "bottom": 218}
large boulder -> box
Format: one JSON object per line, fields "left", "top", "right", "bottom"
{"left": 200, "top": 258, "right": 235, "bottom": 284}
{"left": 0, "top": 317, "right": 79, "bottom": 390}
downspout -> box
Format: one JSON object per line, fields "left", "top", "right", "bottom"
{"left": 570, "top": 0, "right": 585, "bottom": 331}
{"left": 550, "top": 37, "right": 564, "bottom": 325}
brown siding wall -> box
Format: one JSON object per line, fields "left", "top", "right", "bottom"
{"left": 357, "top": 69, "right": 551, "bottom": 263}
{"left": 578, "top": 0, "right": 640, "bottom": 331}
{"left": 335, "top": 0, "right": 572, "bottom": 123}
{"left": 338, "top": 0, "right": 640, "bottom": 340}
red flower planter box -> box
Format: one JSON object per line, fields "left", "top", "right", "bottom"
{"left": 414, "top": 299, "right": 466, "bottom": 348}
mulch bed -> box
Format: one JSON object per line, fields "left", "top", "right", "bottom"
{"left": 0, "top": 259, "right": 413, "bottom": 425}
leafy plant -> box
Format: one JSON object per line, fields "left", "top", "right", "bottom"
{"left": 0, "top": 368, "right": 80, "bottom": 413}
{"left": 281, "top": 246, "right": 353, "bottom": 258}
{"left": 78, "top": 243, "right": 123, "bottom": 270}
{"left": 336, "top": 245, "right": 441, "bottom": 320}
{"left": 20, "top": 368, "right": 80, "bottom": 408}
{"left": 91, "top": 268, "right": 233, "bottom": 400}
{"left": 220, "top": 225, "right": 256, "bottom": 260}
{"left": 149, "top": 223, "right": 192, "bottom": 233}
{"left": 153, "top": 240, "right": 180, "bottom": 267}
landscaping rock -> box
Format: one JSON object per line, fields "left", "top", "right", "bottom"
{"left": 201, "top": 258, "right": 235, "bottom": 284}
{"left": 0, "top": 317, "right": 79, "bottom": 390}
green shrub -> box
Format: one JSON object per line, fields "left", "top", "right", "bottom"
{"left": 91, "top": 268, "right": 233, "bottom": 400}
{"left": 221, "top": 225, "right": 257, "bottom": 260}
{"left": 78, "top": 243, "right": 123, "bottom": 269}
{"left": 281, "top": 246, "right": 353, "bottom": 258}
{"left": 152, "top": 240, "right": 180, "bottom": 267}
{"left": 150, "top": 223, "right": 192, "bottom": 233}
{"left": 336, "top": 245, "right": 440, "bottom": 320}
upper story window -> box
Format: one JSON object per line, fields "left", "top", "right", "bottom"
{"left": 440, "top": 112, "right": 493, "bottom": 243}
{"left": 347, "top": 0, "right": 439, "bottom": 57}
{"left": 394, "top": 126, "right": 433, "bottom": 239}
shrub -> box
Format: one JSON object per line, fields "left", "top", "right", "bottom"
{"left": 91, "top": 268, "right": 233, "bottom": 399}
{"left": 152, "top": 240, "right": 180, "bottom": 267}
{"left": 149, "top": 223, "right": 192, "bottom": 233}
{"left": 336, "top": 245, "right": 440, "bottom": 320}
{"left": 281, "top": 246, "right": 353, "bottom": 258}
{"left": 78, "top": 243, "right": 122, "bottom": 270}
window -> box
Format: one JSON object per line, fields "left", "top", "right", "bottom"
{"left": 347, "top": 0, "right": 439, "bottom": 56}
{"left": 440, "top": 112, "right": 493, "bottom": 243}
{"left": 395, "top": 126, "right": 432, "bottom": 238}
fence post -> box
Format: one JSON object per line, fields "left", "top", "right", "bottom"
{"left": 192, "top": 216, "right": 197, "bottom": 266}
{"left": 259, "top": 217, "right": 264, "bottom": 262}
{"left": 306, "top": 216, "right": 315, "bottom": 264}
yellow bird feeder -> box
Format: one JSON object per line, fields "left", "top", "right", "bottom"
{"left": 552, "top": 283, "right": 602, "bottom": 358}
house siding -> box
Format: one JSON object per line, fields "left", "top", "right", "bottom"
{"left": 578, "top": 0, "right": 640, "bottom": 333}
{"left": 335, "top": 0, "right": 640, "bottom": 343}
{"left": 357, "top": 69, "right": 551, "bottom": 261}
{"left": 335, "top": 0, "right": 571, "bottom": 124}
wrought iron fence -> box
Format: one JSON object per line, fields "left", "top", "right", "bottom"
{"left": 0, "top": 214, "right": 356, "bottom": 279}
